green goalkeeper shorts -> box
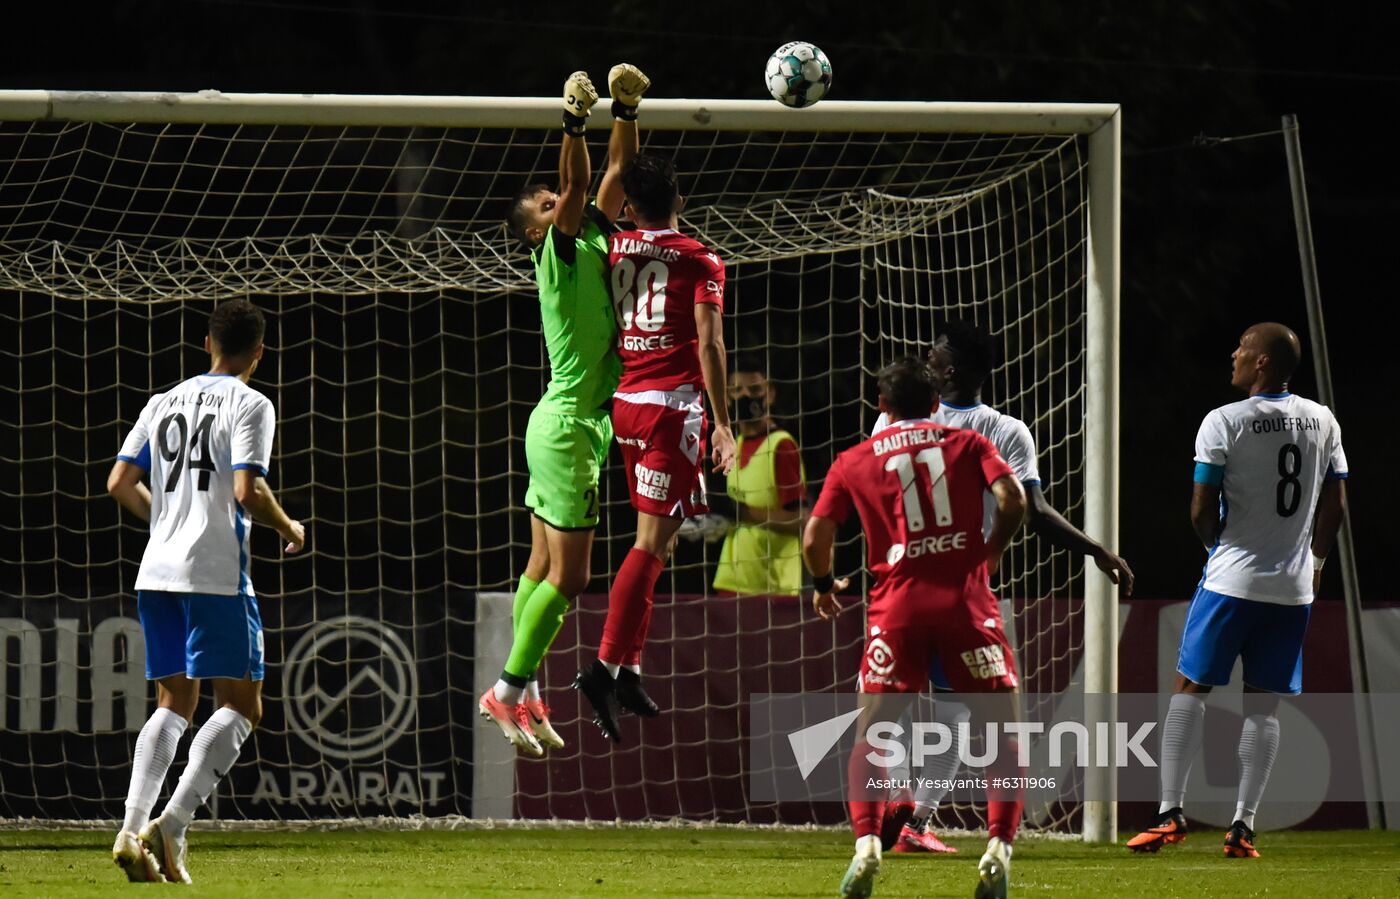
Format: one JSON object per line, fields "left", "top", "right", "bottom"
{"left": 524, "top": 405, "right": 612, "bottom": 531}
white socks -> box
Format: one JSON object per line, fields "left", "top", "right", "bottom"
{"left": 602, "top": 660, "right": 621, "bottom": 678}
{"left": 524, "top": 680, "right": 541, "bottom": 703}
{"left": 1234, "top": 714, "right": 1280, "bottom": 830}
{"left": 912, "top": 700, "right": 970, "bottom": 820}
{"left": 163, "top": 707, "right": 253, "bottom": 837}
{"left": 1159, "top": 692, "right": 1205, "bottom": 813}
{"left": 121, "top": 708, "right": 189, "bottom": 833}
{"left": 855, "top": 833, "right": 881, "bottom": 857}
{"left": 494, "top": 680, "right": 524, "bottom": 705}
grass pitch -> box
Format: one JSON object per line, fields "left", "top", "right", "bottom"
{"left": 2, "top": 826, "right": 1398, "bottom": 897}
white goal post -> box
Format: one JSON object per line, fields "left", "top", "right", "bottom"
{"left": 0, "top": 91, "right": 1120, "bottom": 842}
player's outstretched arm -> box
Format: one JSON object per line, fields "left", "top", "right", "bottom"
{"left": 986, "top": 474, "right": 1027, "bottom": 577}
{"left": 234, "top": 469, "right": 306, "bottom": 554}
{"left": 1025, "top": 483, "right": 1134, "bottom": 596}
{"left": 695, "top": 303, "right": 736, "bottom": 474}
{"left": 1189, "top": 482, "right": 1222, "bottom": 550}
{"left": 596, "top": 64, "right": 648, "bottom": 222}
{"left": 1310, "top": 477, "right": 1345, "bottom": 593}
{"left": 802, "top": 515, "right": 849, "bottom": 619}
{"left": 106, "top": 460, "right": 152, "bottom": 522}
{"left": 555, "top": 71, "right": 599, "bottom": 238}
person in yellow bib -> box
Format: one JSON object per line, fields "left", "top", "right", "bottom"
{"left": 711, "top": 359, "right": 808, "bottom": 596}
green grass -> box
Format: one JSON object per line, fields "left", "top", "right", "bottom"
{"left": 2, "top": 827, "right": 1398, "bottom": 898}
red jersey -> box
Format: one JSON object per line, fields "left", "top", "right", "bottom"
{"left": 609, "top": 228, "right": 725, "bottom": 393}
{"left": 812, "top": 420, "right": 1014, "bottom": 612}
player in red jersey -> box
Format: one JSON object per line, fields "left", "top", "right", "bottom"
{"left": 573, "top": 154, "right": 737, "bottom": 741}
{"left": 804, "top": 358, "right": 1027, "bottom": 899}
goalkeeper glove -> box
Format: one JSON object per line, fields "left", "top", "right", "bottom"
{"left": 608, "top": 63, "right": 650, "bottom": 121}
{"left": 562, "top": 71, "right": 598, "bottom": 135}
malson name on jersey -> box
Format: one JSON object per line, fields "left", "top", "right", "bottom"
{"left": 872, "top": 427, "right": 940, "bottom": 456}
{"left": 1249, "top": 415, "right": 1322, "bottom": 434}
{"left": 164, "top": 391, "right": 227, "bottom": 409}
{"left": 613, "top": 237, "right": 683, "bottom": 262}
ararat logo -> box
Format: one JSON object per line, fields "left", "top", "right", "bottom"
{"left": 282, "top": 616, "right": 418, "bottom": 761}
{"left": 704, "top": 280, "right": 720, "bottom": 295}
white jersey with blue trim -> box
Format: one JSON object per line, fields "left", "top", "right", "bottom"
{"left": 1193, "top": 392, "right": 1347, "bottom": 605}
{"left": 117, "top": 374, "right": 276, "bottom": 596}
{"left": 872, "top": 402, "right": 1039, "bottom": 537}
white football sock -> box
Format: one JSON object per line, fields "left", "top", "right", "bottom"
{"left": 1234, "top": 714, "right": 1279, "bottom": 830}
{"left": 913, "top": 700, "right": 969, "bottom": 819}
{"left": 162, "top": 707, "right": 252, "bottom": 837}
{"left": 626, "top": 663, "right": 641, "bottom": 675}
{"left": 524, "top": 679, "right": 541, "bottom": 703}
{"left": 121, "top": 708, "right": 188, "bottom": 833}
{"left": 855, "top": 834, "right": 881, "bottom": 856}
{"left": 1159, "top": 692, "right": 1205, "bottom": 813}
{"left": 493, "top": 680, "right": 524, "bottom": 705}
{"left": 602, "top": 660, "right": 620, "bottom": 678}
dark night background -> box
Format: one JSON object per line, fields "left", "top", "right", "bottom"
{"left": 4, "top": 0, "right": 1395, "bottom": 602}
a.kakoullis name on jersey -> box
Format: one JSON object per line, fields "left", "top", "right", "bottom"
{"left": 609, "top": 228, "right": 725, "bottom": 393}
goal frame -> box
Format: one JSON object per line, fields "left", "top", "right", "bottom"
{"left": 0, "top": 90, "right": 1121, "bottom": 842}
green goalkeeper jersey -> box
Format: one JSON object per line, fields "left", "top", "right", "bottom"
{"left": 530, "top": 204, "right": 622, "bottom": 413}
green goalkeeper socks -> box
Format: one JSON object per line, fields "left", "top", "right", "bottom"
{"left": 512, "top": 575, "right": 541, "bottom": 636}
{"left": 503, "top": 579, "right": 570, "bottom": 682}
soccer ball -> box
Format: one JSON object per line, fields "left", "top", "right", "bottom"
{"left": 765, "top": 41, "right": 833, "bottom": 108}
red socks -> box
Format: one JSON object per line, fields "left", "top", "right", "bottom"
{"left": 847, "top": 740, "right": 885, "bottom": 839}
{"left": 986, "top": 736, "right": 1025, "bottom": 843}
{"left": 599, "top": 547, "right": 664, "bottom": 667}
{"left": 623, "top": 599, "right": 653, "bottom": 668}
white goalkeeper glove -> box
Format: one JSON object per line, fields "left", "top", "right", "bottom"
{"left": 562, "top": 71, "right": 598, "bottom": 135}
{"left": 608, "top": 63, "right": 651, "bottom": 119}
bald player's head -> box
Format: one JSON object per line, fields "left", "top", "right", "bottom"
{"left": 1230, "top": 322, "right": 1302, "bottom": 393}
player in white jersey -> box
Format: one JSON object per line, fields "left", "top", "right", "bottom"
{"left": 871, "top": 320, "right": 1134, "bottom": 854}
{"left": 105, "top": 299, "right": 305, "bottom": 883}
{"left": 1128, "top": 322, "right": 1346, "bottom": 859}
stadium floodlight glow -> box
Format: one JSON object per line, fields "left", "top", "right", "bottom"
{"left": 0, "top": 90, "right": 1119, "bottom": 842}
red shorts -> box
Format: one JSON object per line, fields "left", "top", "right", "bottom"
{"left": 859, "top": 579, "right": 1019, "bottom": 693}
{"left": 612, "top": 393, "right": 708, "bottom": 518}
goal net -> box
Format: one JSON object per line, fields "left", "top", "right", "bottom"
{"left": 0, "top": 93, "right": 1119, "bottom": 835}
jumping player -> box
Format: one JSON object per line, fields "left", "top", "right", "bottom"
{"left": 574, "top": 154, "right": 738, "bottom": 742}
{"left": 483, "top": 64, "right": 649, "bottom": 756}
{"left": 106, "top": 299, "right": 305, "bottom": 883}
{"left": 805, "top": 358, "right": 1027, "bottom": 899}
{"left": 1128, "top": 323, "right": 1347, "bottom": 858}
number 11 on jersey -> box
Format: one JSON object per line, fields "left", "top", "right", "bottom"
{"left": 884, "top": 447, "right": 952, "bottom": 533}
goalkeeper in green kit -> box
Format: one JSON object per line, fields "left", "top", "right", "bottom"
{"left": 479, "top": 64, "right": 650, "bottom": 756}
